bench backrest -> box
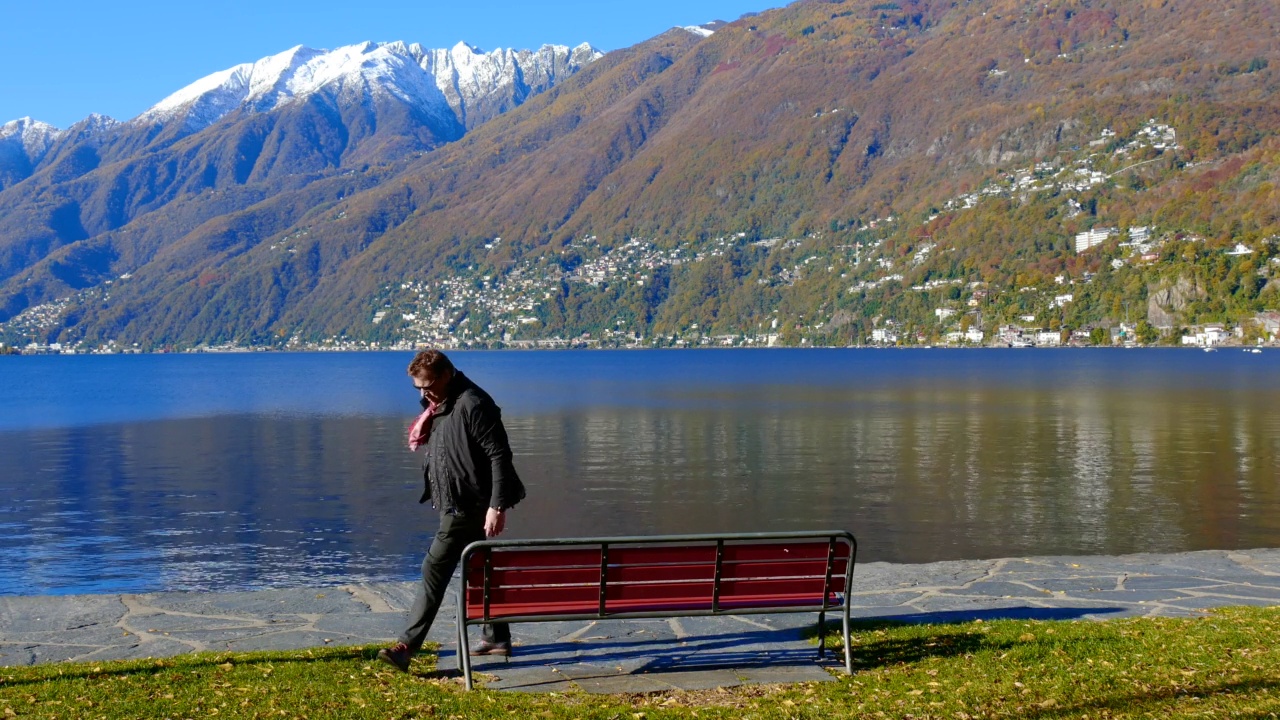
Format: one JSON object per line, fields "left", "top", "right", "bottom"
{"left": 460, "top": 532, "right": 856, "bottom": 623}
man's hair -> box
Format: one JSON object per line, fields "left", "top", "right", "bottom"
{"left": 407, "top": 349, "right": 454, "bottom": 378}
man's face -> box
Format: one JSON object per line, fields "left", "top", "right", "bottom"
{"left": 413, "top": 369, "right": 451, "bottom": 403}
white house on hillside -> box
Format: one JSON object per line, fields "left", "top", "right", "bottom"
{"left": 1075, "top": 227, "right": 1116, "bottom": 253}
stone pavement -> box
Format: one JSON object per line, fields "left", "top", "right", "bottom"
{"left": 3, "top": 548, "right": 1280, "bottom": 693}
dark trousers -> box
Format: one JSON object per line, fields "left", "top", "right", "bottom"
{"left": 399, "top": 510, "right": 510, "bottom": 652}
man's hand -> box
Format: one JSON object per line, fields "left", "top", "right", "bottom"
{"left": 484, "top": 507, "right": 506, "bottom": 538}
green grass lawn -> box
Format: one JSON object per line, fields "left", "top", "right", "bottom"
{"left": 3, "top": 606, "right": 1279, "bottom": 719}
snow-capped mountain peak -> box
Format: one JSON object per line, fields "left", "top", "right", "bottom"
{"left": 138, "top": 45, "right": 326, "bottom": 128}
{"left": 136, "top": 40, "right": 603, "bottom": 134}
{"left": 682, "top": 25, "right": 716, "bottom": 38}
{"left": 0, "top": 117, "right": 62, "bottom": 162}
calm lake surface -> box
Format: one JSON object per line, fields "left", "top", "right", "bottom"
{"left": 2, "top": 348, "right": 1279, "bottom": 596}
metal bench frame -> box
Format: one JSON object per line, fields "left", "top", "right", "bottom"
{"left": 456, "top": 530, "right": 856, "bottom": 690}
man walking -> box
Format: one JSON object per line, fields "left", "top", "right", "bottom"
{"left": 378, "top": 349, "right": 526, "bottom": 672}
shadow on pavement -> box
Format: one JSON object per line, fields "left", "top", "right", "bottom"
{"left": 446, "top": 626, "right": 814, "bottom": 669}
{"left": 863, "top": 605, "right": 1126, "bottom": 624}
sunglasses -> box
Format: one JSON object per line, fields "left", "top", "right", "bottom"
{"left": 414, "top": 376, "right": 446, "bottom": 392}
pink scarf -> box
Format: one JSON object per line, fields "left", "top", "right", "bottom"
{"left": 407, "top": 401, "right": 438, "bottom": 451}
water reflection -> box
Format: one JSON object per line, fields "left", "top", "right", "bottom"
{"left": 1, "top": 416, "right": 425, "bottom": 595}
{"left": 2, "top": 349, "right": 1279, "bottom": 595}
{"left": 513, "top": 381, "right": 1280, "bottom": 562}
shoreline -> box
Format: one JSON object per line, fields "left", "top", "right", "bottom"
{"left": 9, "top": 544, "right": 1280, "bottom": 601}
{"left": 3, "top": 343, "right": 1274, "bottom": 357}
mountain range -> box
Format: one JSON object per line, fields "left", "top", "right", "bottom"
{"left": 1, "top": 0, "right": 1278, "bottom": 351}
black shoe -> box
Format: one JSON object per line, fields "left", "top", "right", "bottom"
{"left": 469, "top": 640, "right": 512, "bottom": 657}
{"left": 377, "top": 642, "right": 412, "bottom": 672}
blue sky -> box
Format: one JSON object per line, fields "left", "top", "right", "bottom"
{"left": 2, "top": 0, "right": 778, "bottom": 129}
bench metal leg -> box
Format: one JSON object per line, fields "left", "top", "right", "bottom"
{"left": 456, "top": 589, "right": 474, "bottom": 690}
{"left": 817, "top": 610, "right": 826, "bottom": 659}
{"left": 842, "top": 604, "right": 853, "bottom": 674}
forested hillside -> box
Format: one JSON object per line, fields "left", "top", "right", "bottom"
{"left": 2, "top": 0, "right": 1278, "bottom": 351}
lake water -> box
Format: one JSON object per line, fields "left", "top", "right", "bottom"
{"left": 2, "top": 348, "right": 1279, "bottom": 596}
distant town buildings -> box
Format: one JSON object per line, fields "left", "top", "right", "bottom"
{"left": 1181, "top": 326, "right": 1229, "bottom": 347}
{"left": 943, "top": 328, "right": 985, "bottom": 344}
{"left": 1075, "top": 227, "right": 1116, "bottom": 253}
{"left": 871, "top": 328, "right": 899, "bottom": 345}
{"left": 1034, "top": 331, "right": 1062, "bottom": 347}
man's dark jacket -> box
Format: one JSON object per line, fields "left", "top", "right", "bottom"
{"left": 418, "top": 371, "right": 525, "bottom": 514}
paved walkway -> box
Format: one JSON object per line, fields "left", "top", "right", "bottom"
{"left": 4, "top": 549, "right": 1280, "bottom": 693}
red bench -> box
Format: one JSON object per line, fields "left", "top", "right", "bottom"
{"left": 455, "top": 530, "right": 856, "bottom": 690}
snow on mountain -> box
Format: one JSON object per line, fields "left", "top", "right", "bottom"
{"left": 74, "top": 113, "right": 121, "bottom": 132}
{"left": 420, "top": 41, "right": 602, "bottom": 128}
{"left": 139, "top": 44, "right": 336, "bottom": 129}
{"left": 682, "top": 25, "right": 716, "bottom": 38}
{"left": 60, "top": 113, "right": 120, "bottom": 140}
{"left": 0, "top": 117, "right": 62, "bottom": 162}
{"left": 138, "top": 40, "right": 603, "bottom": 133}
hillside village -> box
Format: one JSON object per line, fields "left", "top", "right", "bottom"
{"left": 4, "top": 120, "right": 1278, "bottom": 355}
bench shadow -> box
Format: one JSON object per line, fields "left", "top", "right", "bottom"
{"left": 451, "top": 627, "right": 814, "bottom": 670}
{"left": 862, "top": 606, "right": 1127, "bottom": 624}
{"left": 831, "top": 606, "right": 1126, "bottom": 672}
{"left": 450, "top": 605, "right": 1122, "bottom": 677}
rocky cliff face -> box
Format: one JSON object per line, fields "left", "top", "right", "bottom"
{"left": 1148, "top": 277, "right": 1206, "bottom": 328}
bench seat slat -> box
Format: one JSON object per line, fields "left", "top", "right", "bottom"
{"left": 603, "top": 561, "right": 846, "bottom": 584}
{"left": 721, "top": 541, "right": 847, "bottom": 562}
{"left": 470, "top": 580, "right": 714, "bottom": 607}
{"left": 485, "top": 566, "right": 603, "bottom": 586}
{"left": 469, "top": 592, "right": 838, "bottom": 620}
{"left": 470, "top": 547, "right": 601, "bottom": 570}
{"left": 605, "top": 545, "right": 716, "bottom": 566}
{"left": 476, "top": 560, "right": 848, "bottom": 588}
{"left": 719, "top": 559, "right": 846, "bottom": 579}
{"left": 467, "top": 578, "right": 838, "bottom": 614}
